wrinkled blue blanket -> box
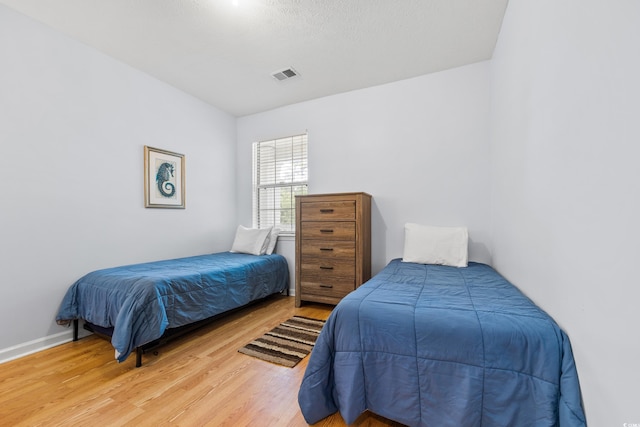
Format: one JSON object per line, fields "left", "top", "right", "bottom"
{"left": 299, "top": 259, "right": 586, "bottom": 426}
{"left": 57, "top": 252, "right": 289, "bottom": 362}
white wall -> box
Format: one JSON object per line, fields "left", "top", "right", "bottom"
{"left": 0, "top": 5, "right": 238, "bottom": 360}
{"left": 237, "top": 62, "right": 493, "bottom": 278}
{"left": 490, "top": 1, "right": 640, "bottom": 425}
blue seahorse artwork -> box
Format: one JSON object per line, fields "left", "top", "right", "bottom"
{"left": 156, "top": 162, "right": 175, "bottom": 198}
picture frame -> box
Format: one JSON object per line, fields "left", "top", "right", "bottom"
{"left": 144, "top": 146, "right": 185, "bottom": 209}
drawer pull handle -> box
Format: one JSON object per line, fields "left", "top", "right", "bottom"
{"left": 319, "top": 284, "right": 334, "bottom": 289}
{"left": 320, "top": 229, "right": 334, "bottom": 233}
{"left": 320, "top": 247, "right": 334, "bottom": 251}
{"left": 320, "top": 266, "right": 334, "bottom": 270}
{"left": 320, "top": 209, "right": 334, "bottom": 213}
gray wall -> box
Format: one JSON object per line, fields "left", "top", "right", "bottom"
{"left": 490, "top": 0, "right": 640, "bottom": 425}
{"left": 0, "top": 5, "right": 238, "bottom": 359}
{"left": 237, "top": 62, "right": 493, "bottom": 278}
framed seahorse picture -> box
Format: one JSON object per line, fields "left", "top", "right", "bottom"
{"left": 144, "top": 146, "right": 185, "bottom": 209}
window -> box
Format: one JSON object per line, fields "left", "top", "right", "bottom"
{"left": 253, "top": 133, "right": 308, "bottom": 234}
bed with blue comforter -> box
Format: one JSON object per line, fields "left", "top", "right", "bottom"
{"left": 298, "top": 259, "right": 586, "bottom": 426}
{"left": 57, "top": 251, "right": 289, "bottom": 364}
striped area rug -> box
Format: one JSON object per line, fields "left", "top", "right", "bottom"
{"left": 238, "top": 316, "right": 326, "bottom": 368}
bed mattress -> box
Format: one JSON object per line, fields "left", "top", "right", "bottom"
{"left": 298, "top": 259, "right": 585, "bottom": 426}
{"left": 57, "top": 251, "right": 289, "bottom": 362}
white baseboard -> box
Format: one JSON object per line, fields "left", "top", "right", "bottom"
{"left": 0, "top": 330, "right": 73, "bottom": 364}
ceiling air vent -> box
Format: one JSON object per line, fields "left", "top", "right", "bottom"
{"left": 271, "top": 67, "right": 299, "bottom": 81}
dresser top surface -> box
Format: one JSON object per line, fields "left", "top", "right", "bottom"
{"left": 296, "top": 192, "right": 371, "bottom": 199}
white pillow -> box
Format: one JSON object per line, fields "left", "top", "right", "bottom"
{"left": 264, "top": 228, "right": 281, "bottom": 255}
{"left": 230, "top": 226, "right": 272, "bottom": 256}
{"left": 402, "top": 223, "right": 468, "bottom": 267}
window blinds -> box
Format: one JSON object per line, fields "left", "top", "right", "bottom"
{"left": 253, "top": 134, "right": 308, "bottom": 233}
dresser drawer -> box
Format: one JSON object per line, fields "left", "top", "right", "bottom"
{"left": 300, "top": 221, "right": 355, "bottom": 240}
{"left": 301, "top": 240, "right": 356, "bottom": 259}
{"left": 300, "top": 257, "right": 355, "bottom": 279}
{"left": 300, "top": 201, "right": 356, "bottom": 221}
{"left": 300, "top": 279, "right": 355, "bottom": 299}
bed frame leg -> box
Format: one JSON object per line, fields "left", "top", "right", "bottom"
{"left": 136, "top": 348, "right": 142, "bottom": 367}
{"left": 73, "top": 319, "right": 79, "bottom": 341}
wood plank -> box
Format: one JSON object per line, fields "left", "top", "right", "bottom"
{"left": 0, "top": 295, "right": 403, "bottom": 426}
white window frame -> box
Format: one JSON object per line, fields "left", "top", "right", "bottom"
{"left": 252, "top": 133, "right": 308, "bottom": 235}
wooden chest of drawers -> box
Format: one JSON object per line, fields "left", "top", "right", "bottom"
{"left": 295, "top": 192, "right": 371, "bottom": 307}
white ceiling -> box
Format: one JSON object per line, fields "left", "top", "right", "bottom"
{"left": 1, "top": 0, "right": 508, "bottom": 117}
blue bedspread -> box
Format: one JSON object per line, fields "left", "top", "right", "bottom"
{"left": 57, "top": 252, "right": 289, "bottom": 362}
{"left": 299, "top": 259, "right": 586, "bottom": 426}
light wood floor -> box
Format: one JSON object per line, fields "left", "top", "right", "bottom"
{"left": 0, "top": 295, "right": 404, "bottom": 426}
